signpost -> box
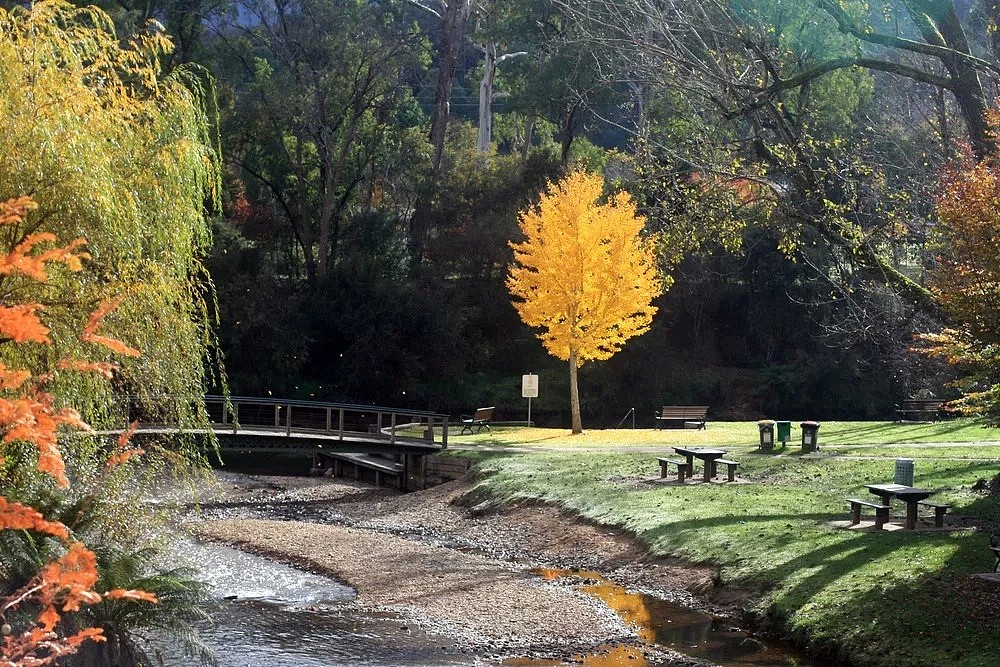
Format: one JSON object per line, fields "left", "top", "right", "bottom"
{"left": 521, "top": 374, "right": 538, "bottom": 426}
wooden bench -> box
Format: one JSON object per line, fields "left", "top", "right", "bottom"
{"left": 846, "top": 498, "right": 890, "bottom": 529}
{"left": 990, "top": 534, "right": 1000, "bottom": 573}
{"left": 713, "top": 458, "right": 740, "bottom": 482}
{"left": 657, "top": 457, "right": 689, "bottom": 482}
{"left": 654, "top": 405, "right": 709, "bottom": 430}
{"left": 459, "top": 406, "right": 494, "bottom": 435}
{"left": 917, "top": 500, "right": 949, "bottom": 528}
{"left": 894, "top": 398, "right": 945, "bottom": 422}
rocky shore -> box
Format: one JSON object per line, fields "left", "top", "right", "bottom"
{"left": 189, "top": 472, "right": 748, "bottom": 665}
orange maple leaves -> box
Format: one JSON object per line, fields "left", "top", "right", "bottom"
{"left": 0, "top": 196, "right": 155, "bottom": 666}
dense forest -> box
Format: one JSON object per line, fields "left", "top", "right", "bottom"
{"left": 88, "top": 0, "right": 1000, "bottom": 425}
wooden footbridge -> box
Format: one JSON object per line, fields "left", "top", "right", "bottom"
{"left": 127, "top": 395, "right": 454, "bottom": 490}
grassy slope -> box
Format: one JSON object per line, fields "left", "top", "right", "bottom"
{"left": 448, "top": 419, "right": 1000, "bottom": 667}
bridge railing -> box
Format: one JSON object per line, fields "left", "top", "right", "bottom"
{"left": 201, "top": 395, "right": 450, "bottom": 448}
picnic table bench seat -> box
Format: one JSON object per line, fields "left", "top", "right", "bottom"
{"left": 917, "top": 500, "right": 949, "bottom": 528}
{"left": 894, "top": 398, "right": 946, "bottom": 422}
{"left": 713, "top": 458, "right": 740, "bottom": 482}
{"left": 847, "top": 498, "right": 890, "bottom": 529}
{"left": 657, "top": 457, "right": 689, "bottom": 482}
{"left": 459, "top": 406, "right": 494, "bottom": 435}
{"left": 654, "top": 405, "right": 709, "bottom": 430}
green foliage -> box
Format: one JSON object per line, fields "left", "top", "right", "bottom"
{"left": 213, "top": 0, "right": 430, "bottom": 284}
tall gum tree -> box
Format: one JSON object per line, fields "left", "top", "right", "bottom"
{"left": 507, "top": 170, "right": 664, "bottom": 433}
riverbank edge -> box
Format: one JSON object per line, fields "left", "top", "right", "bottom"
{"left": 187, "top": 473, "right": 760, "bottom": 666}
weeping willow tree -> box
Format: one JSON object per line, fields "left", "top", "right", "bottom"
{"left": 0, "top": 0, "right": 221, "bottom": 433}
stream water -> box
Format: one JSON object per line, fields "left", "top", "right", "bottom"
{"left": 152, "top": 475, "right": 818, "bottom": 667}
{"left": 150, "top": 541, "right": 474, "bottom": 667}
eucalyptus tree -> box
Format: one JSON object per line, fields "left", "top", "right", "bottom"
{"left": 212, "top": 0, "right": 429, "bottom": 285}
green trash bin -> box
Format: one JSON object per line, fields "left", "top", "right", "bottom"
{"left": 776, "top": 420, "right": 792, "bottom": 445}
{"left": 757, "top": 420, "right": 775, "bottom": 452}
{"left": 801, "top": 421, "right": 820, "bottom": 452}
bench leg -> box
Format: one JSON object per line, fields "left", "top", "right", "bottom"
{"left": 850, "top": 503, "right": 861, "bottom": 524}
{"left": 875, "top": 506, "right": 888, "bottom": 530}
{"left": 934, "top": 507, "right": 946, "bottom": 528}
{"left": 727, "top": 466, "right": 736, "bottom": 483}
{"left": 659, "top": 462, "right": 669, "bottom": 479}
{"left": 676, "top": 465, "right": 687, "bottom": 483}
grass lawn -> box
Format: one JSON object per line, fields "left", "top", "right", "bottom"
{"left": 448, "top": 419, "right": 1000, "bottom": 667}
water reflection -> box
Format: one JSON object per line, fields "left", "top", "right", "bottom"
{"left": 519, "top": 568, "right": 813, "bottom": 667}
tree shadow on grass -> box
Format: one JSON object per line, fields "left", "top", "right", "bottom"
{"left": 640, "top": 507, "right": 1000, "bottom": 665}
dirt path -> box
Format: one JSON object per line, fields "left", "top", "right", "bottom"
{"left": 189, "top": 473, "right": 739, "bottom": 665}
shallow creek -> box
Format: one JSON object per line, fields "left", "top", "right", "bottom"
{"left": 156, "top": 476, "right": 818, "bottom": 667}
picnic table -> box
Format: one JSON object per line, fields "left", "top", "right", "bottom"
{"left": 865, "top": 483, "right": 934, "bottom": 530}
{"left": 673, "top": 446, "right": 728, "bottom": 482}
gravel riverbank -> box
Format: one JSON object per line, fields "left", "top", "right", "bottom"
{"left": 189, "top": 473, "right": 745, "bottom": 665}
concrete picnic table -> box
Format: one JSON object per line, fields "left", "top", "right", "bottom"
{"left": 673, "top": 446, "right": 728, "bottom": 482}
{"left": 865, "top": 483, "right": 933, "bottom": 530}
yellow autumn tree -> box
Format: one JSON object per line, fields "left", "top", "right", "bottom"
{"left": 508, "top": 170, "right": 665, "bottom": 433}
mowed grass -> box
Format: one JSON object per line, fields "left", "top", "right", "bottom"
{"left": 451, "top": 419, "right": 1000, "bottom": 667}
{"left": 448, "top": 418, "right": 1000, "bottom": 448}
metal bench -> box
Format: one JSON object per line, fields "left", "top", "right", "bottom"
{"left": 657, "top": 457, "right": 689, "bottom": 482}
{"left": 654, "top": 405, "right": 708, "bottom": 430}
{"left": 713, "top": 458, "right": 740, "bottom": 482}
{"left": 917, "top": 500, "right": 949, "bottom": 528}
{"left": 459, "top": 406, "right": 494, "bottom": 435}
{"left": 846, "top": 498, "right": 889, "bottom": 529}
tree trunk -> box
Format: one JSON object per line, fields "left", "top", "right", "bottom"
{"left": 411, "top": 0, "right": 472, "bottom": 265}
{"left": 569, "top": 349, "right": 582, "bottom": 434}
{"left": 476, "top": 41, "right": 497, "bottom": 160}
{"left": 519, "top": 113, "right": 536, "bottom": 172}
{"left": 428, "top": 0, "right": 472, "bottom": 172}
{"left": 901, "top": 0, "right": 993, "bottom": 158}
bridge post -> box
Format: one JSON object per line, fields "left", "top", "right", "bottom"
{"left": 403, "top": 454, "right": 426, "bottom": 491}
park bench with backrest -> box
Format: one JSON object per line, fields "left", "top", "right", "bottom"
{"left": 894, "top": 398, "right": 946, "bottom": 422}
{"left": 654, "top": 405, "right": 709, "bottom": 429}
{"left": 459, "top": 406, "right": 494, "bottom": 435}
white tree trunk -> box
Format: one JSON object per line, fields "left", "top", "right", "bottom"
{"left": 476, "top": 41, "right": 497, "bottom": 157}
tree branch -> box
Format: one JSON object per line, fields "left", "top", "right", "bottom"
{"left": 815, "top": 0, "right": 1000, "bottom": 76}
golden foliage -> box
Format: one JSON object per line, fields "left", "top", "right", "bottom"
{"left": 507, "top": 170, "right": 663, "bottom": 364}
